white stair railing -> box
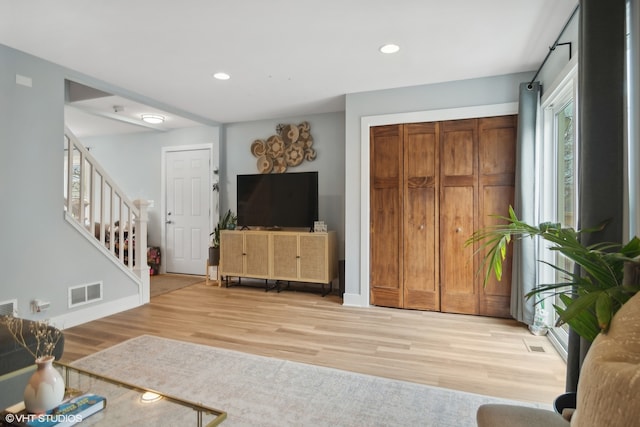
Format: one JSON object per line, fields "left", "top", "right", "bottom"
{"left": 64, "top": 127, "right": 150, "bottom": 303}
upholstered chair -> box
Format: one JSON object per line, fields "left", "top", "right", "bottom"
{"left": 476, "top": 289, "right": 640, "bottom": 427}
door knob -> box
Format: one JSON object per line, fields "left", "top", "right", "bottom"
{"left": 166, "top": 220, "right": 173, "bottom": 224}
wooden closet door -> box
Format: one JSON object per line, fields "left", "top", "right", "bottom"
{"left": 370, "top": 125, "right": 403, "bottom": 308}
{"left": 370, "top": 116, "right": 515, "bottom": 317}
{"left": 403, "top": 123, "right": 439, "bottom": 310}
{"left": 439, "top": 119, "right": 478, "bottom": 314}
{"left": 477, "top": 116, "right": 516, "bottom": 317}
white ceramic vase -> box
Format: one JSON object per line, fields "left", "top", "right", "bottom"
{"left": 23, "top": 355, "right": 65, "bottom": 413}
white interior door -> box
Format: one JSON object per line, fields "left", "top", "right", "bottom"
{"left": 165, "top": 149, "right": 210, "bottom": 274}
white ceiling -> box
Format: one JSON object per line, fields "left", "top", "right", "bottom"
{"left": 2, "top": 0, "right": 578, "bottom": 136}
{"left": 64, "top": 94, "right": 205, "bottom": 137}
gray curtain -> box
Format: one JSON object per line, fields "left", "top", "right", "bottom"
{"left": 628, "top": 0, "right": 640, "bottom": 239}
{"left": 569, "top": 0, "right": 626, "bottom": 392}
{"left": 510, "top": 82, "right": 540, "bottom": 325}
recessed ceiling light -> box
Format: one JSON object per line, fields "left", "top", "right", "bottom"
{"left": 141, "top": 114, "right": 165, "bottom": 124}
{"left": 213, "top": 72, "right": 231, "bottom": 80}
{"left": 379, "top": 44, "right": 400, "bottom": 54}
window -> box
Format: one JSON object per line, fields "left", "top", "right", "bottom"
{"left": 552, "top": 98, "right": 576, "bottom": 351}
{"left": 539, "top": 59, "right": 578, "bottom": 359}
{"left": 626, "top": 0, "right": 640, "bottom": 239}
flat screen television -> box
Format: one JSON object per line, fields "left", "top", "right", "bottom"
{"left": 237, "top": 171, "right": 319, "bottom": 229}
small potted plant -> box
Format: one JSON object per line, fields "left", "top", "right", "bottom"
{"left": 209, "top": 209, "right": 237, "bottom": 266}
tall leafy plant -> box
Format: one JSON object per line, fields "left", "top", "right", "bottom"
{"left": 466, "top": 206, "right": 640, "bottom": 342}
{"left": 210, "top": 209, "right": 237, "bottom": 248}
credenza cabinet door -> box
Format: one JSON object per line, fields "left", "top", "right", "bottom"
{"left": 220, "top": 231, "right": 244, "bottom": 276}
{"left": 299, "top": 234, "right": 329, "bottom": 283}
{"left": 272, "top": 233, "right": 299, "bottom": 281}
{"left": 271, "top": 232, "right": 337, "bottom": 284}
{"left": 220, "top": 231, "right": 269, "bottom": 278}
{"left": 244, "top": 232, "right": 270, "bottom": 277}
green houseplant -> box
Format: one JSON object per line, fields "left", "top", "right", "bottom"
{"left": 466, "top": 206, "right": 640, "bottom": 342}
{"left": 209, "top": 209, "right": 237, "bottom": 265}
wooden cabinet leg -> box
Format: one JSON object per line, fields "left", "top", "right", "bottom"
{"left": 206, "top": 260, "right": 211, "bottom": 286}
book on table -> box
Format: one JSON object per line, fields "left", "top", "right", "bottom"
{"left": 2, "top": 393, "right": 106, "bottom": 427}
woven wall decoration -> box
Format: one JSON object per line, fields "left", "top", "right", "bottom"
{"left": 250, "top": 121, "right": 316, "bottom": 173}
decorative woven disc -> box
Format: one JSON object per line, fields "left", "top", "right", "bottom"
{"left": 304, "top": 148, "right": 317, "bottom": 161}
{"left": 251, "top": 139, "right": 267, "bottom": 157}
{"left": 280, "top": 124, "right": 300, "bottom": 145}
{"left": 272, "top": 156, "right": 287, "bottom": 173}
{"left": 285, "top": 143, "right": 305, "bottom": 166}
{"left": 257, "top": 155, "right": 273, "bottom": 174}
{"left": 267, "top": 135, "right": 286, "bottom": 158}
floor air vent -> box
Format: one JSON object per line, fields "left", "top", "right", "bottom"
{"left": 523, "top": 339, "right": 548, "bottom": 353}
{"left": 69, "top": 282, "right": 103, "bottom": 307}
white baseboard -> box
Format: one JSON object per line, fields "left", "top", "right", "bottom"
{"left": 49, "top": 294, "right": 142, "bottom": 330}
{"left": 342, "top": 292, "right": 367, "bottom": 307}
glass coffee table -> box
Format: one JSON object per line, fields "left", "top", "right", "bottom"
{"left": 2, "top": 361, "right": 227, "bottom": 426}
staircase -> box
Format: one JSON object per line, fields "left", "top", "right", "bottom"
{"left": 63, "top": 127, "right": 150, "bottom": 303}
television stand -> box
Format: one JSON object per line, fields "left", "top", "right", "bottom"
{"left": 276, "top": 280, "right": 334, "bottom": 296}
{"left": 222, "top": 276, "right": 279, "bottom": 292}
{"left": 219, "top": 229, "right": 338, "bottom": 296}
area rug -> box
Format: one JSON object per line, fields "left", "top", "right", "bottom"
{"left": 149, "top": 274, "right": 204, "bottom": 297}
{"left": 72, "top": 335, "right": 549, "bottom": 427}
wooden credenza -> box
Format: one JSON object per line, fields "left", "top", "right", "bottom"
{"left": 219, "top": 229, "right": 338, "bottom": 295}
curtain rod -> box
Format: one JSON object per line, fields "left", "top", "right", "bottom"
{"left": 528, "top": 4, "right": 580, "bottom": 88}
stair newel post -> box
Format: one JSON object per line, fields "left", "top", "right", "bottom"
{"left": 134, "top": 199, "right": 151, "bottom": 304}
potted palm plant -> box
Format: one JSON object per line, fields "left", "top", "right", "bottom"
{"left": 209, "top": 209, "right": 237, "bottom": 266}
{"left": 467, "top": 206, "right": 640, "bottom": 416}
{"left": 466, "top": 206, "right": 640, "bottom": 342}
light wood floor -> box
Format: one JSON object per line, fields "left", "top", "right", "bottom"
{"left": 61, "top": 278, "right": 567, "bottom": 404}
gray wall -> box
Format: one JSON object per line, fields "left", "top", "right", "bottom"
{"left": 222, "top": 112, "right": 346, "bottom": 258}
{"left": 0, "top": 45, "right": 139, "bottom": 325}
